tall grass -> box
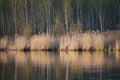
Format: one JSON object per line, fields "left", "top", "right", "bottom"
{"left": 0, "top": 31, "right": 120, "bottom": 51}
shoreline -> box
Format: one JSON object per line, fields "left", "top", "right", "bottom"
{"left": 0, "top": 31, "right": 120, "bottom": 52}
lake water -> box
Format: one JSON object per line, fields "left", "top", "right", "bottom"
{"left": 0, "top": 51, "right": 120, "bottom": 80}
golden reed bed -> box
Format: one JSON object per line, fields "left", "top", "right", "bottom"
{"left": 0, "top": 31, "right": 120, "bottom": 51}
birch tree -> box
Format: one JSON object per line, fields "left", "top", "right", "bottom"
{"left": 63, "top": 0, "right": 71, "bottom": 36}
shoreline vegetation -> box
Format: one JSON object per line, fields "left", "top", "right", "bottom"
{"left": 0, "top": 31, "right": 120, "bottom": 51}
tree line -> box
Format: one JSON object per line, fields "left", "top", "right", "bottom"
{"left": 0, "top": 0, "right": 120, "bottom": 37}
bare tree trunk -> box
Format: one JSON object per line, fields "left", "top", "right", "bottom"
{"left": 65, "top": 9, "right": 68, "bottom": 36}
{"left": 45, "top": 0, "right": 51, "bottom": 35}
{"left": 99, "top": 14, "right": 103, "bottom": 32}
{"left": 79, "top": 0, "right": 83, "bottom": 31}
{"left": 30, "top": 0, "right": 36, "bottom": 34}
{"left": 1, "top": 0, "right": 4, "bottom": 36}
{"left": 48, "top": 7, "right": 51, "bottom": 34}
{"left": 46, "top": 7, "right": 49, "bottom": 35}
{"left": 25, "top": 0, "right": 28, "bottom": 28}
{"left": 77, "top": 0, "right": 80, "bottom": 32}
{"left": 119, "top": 8, "right": 120, "bottom": 29}
{"left": 94, "top": 6, "right": 103, "bottom": 32}
{"left": 12, "top": 0, "right": 17, "bottom": 37}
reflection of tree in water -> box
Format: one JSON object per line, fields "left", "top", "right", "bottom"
{"left": 0, "top": 51, "right": 120, "bottom": 80}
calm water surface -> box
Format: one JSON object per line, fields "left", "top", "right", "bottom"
{"left": 0, "top": 51, "right": 120, "bottom": 80}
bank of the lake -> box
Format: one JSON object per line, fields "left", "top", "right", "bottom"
{"left": 0, "top": 31, "right": 120, "bottom": 51}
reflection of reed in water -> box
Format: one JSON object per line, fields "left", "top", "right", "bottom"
{"left": 0, "top": 51, "right": 120, "bottom": 71}
{"left": 59, "top": 51, "right": 105, "bottom": 69}
{"left": 8, "top": 51, "right": 28, "bottom": 65}
{"left": 0, "top": 52, "right": 7, "bottom": 63}
{"left": 30, "top": 51, "right": 56, "bottom": 67}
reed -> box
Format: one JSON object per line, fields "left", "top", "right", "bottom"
{"left": 8, "top": 36, "right": 26, "bottom": 50}
{"left": 30, "top": 35, "right": 59, "bottom": 51}
{"left": 81, "top": 33, "right": 92, "bottom": 51}
{"left": 60, "top": 35, "right": 70, "bottom": 51}
{"left": 0, "top": 31, "right": 120, "bottom": 51}
{"left": 93, "top": 33, "right": 105, "bottom": 51}
{"left": 0, "top": 37, "right": 8, "bottom": 50}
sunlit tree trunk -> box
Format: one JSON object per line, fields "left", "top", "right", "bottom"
{"left": 45, "top": 7, "right": 49, "bottom": 35}
{"left": 25, "top": 0, "right": 28, "bottom": 29}
{"left": 44, "top": 0, "right": 51, "bottom": 35}
{"left": 12, "top": 0, "right": 17, "bottom": 37}
{"left": 65, "top": 9, "right": 68, "bottom": 36}
{"left": 79, "top": 0, "right": 83, "bottom": 31}
{"left": 30, "top": 0, "right": 36, "bottom": 34}
{"left": 48, "top": 6, "right": 51, "bottom": 34}
{"left": 77, "top": 0, "right": 80, "bottom": 32}
{"left": 93, "top": 0, "right": 103, "bottom": 32}
{"left": 64, "top": 0, "right": 69, "bottom": 36}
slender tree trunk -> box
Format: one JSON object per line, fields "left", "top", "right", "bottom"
{"left": 12, "top": 0, "right": 17, "bottom": 37}
{"left": 119, "top": 7, "right": 120, "bottom": 29}
{"left": 99, "top": 13, "right": 103, "bottom": 32}
{"left": 94, "top": 6, "right": 103, "bottom": 32}
{"left": 1, "top": 8, "right": 4, "bottom": 36}
{"left": 1, "top": 0, "right": 4, "bottom": 36}
{"left": 65, "top": 9, "right": 68, "bottom": 36}
{"left": 48, "top": 7, "right": 51, "bottom": 34}
{"left": 46, "top": 7, "right": 49, "bottom": 35}
{"left": 79, "top": 0, "right": 83, "bottom": 31}
{"left": 30, "top": 0, "right": 36, "bottom": 34}
{"left": 25, "top": 0, "right": 28, "bottom": 28}
{"left": 77, "top": 0, "right": 80, "bottom": 32}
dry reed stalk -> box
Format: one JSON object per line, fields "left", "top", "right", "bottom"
{"left": 69, "top": 34, "right": 79, "bottom": 50}
{"left": 81, "top": 33, "right": 92, "bottom": 50}
{"left": 14, "top": 36, "right": 26, "bottom": 50}
{"left": 0, "top": 37, "right": 8, "bottom": 49}
{"left": 104, "top": 32, "right": 116, "bottom": 51}
{"left": 48, "top": 36, "right": 59, "bottom": 50}
{"left": 93, "top": 33, "right": 105, "bottom": 51}
{"left": 30, "top": 35, "right": 58, "bottom": 51}
{"left": 60, "top": 35, "right": 70, "bottom": 51}
{"left": 116, "top": 40, "right": 120, "bottom": 51}
{"left": 8, "top": 36, "right": 26, "bottom": 50}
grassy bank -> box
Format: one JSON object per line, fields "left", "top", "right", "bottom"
{"left": 0, "top": 31, "right": 120, "bottom": 51}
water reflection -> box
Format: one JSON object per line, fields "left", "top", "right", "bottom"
{"left": 0, "top": 51, "right": 120, "bottom": 80}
